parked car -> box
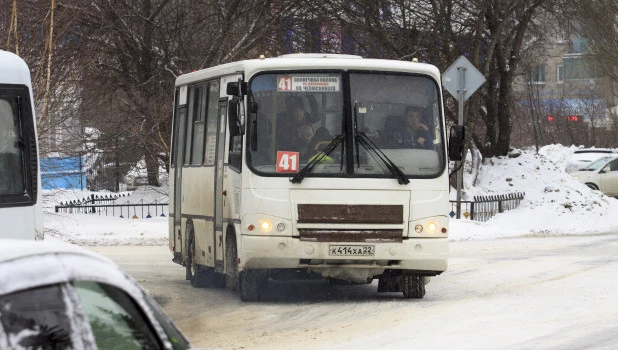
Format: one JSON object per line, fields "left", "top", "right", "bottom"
{"left": 564, "top": 148, "right": 617, "bottom": 173}
{"left": 0, "top": 239, "right": 190, "bottom": 349}
{"left": 571, "top": 155, "right": 618, "bottom": 196}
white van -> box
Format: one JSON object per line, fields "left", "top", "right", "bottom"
{"left": 0, "top": 50, "right": 43, "bottom": 240}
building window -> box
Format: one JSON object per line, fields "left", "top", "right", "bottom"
{"left": 564, "top": 55, "right": 598, "bottom": 80}
{"left": 557, "top": 65, "right": 564, "bottom": 83}
{"left": 526, "top": 65, "right": 546, "bottom": 84}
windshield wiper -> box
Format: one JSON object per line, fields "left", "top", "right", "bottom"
{"left": 355, "top": 131, "right": 410, "bottom": 185}
{"left": 291, "top": 135, "right": 344, "bottom": 184}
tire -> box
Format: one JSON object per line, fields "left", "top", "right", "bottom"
{"left": 186, "top": 222, "right": 220, "bottom": 288}
{"left": 225, "top": 231, "right": 239, "bottom": 292}
{"left": 185, "top": 221, "right": 194, "bottom": 281}
{"left": 402, "top": 275, "right": 425, "bottom": 299}
{"left": 188, "top": 230, "right": 209, "bottom": 287}
{"left": 238, "top": 270, "right": 267, "bottom": 302}
{"left": 586, "top": 183, "right": 599, "bottom": 191}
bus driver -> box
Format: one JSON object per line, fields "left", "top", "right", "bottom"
{"left": 402, "top": 106, "right": 433, "bottom": 149}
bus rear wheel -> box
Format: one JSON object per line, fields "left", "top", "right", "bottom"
{"left": 187, "top": 231, "right": 209, "bottom": 287}
{"left": 187, "top": 223, "right": 224, "bottom": 288}
{"left": 402, "top": 275, "right": 425, "bottom": 299}
{"left": 225, "top": 231, "right": 239, "bottom": 291}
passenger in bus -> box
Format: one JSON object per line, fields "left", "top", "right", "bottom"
{"left": 276, "top": 95, "right": 320, "bottom": 151}
{"left": 305, "top": 127, "right": 334, "bottom": 163}
{"left": 297, "top": 124, "right": 314, "bottom": 156}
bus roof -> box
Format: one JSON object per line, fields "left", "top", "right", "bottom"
{"left": 0, "top": 50, "right": 32, "bottom": 87}
{"left": 175, "top": 53, "right": 441, "bottom": 87}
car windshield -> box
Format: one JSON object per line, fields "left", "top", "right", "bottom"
{"left": 247, "top": 71, "right": 445, "bottom": 178}
{"left": 582, "top": 156, "right": 612, "bottom": 171}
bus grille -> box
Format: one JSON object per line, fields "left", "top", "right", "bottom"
{"left": 297, "top": 204, "right": 403, "bottom": 224}
{"left": 298, "top": 229, "right": 403, "bottom": 243}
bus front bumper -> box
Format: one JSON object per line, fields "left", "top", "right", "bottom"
{"left": 238, "top": 235, "right": 448, "bottom": 274}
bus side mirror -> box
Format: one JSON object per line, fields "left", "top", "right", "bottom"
{"left": 228, "top": 97, "right": 244, "bottom": 136}
{"left": 448, "top": 125, "right": 465, "bottom": 161}
{"left": 226, "top": 81, "right": 247, "bottom": 96}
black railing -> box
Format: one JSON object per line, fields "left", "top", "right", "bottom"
{"left": 55, "top": 194, "right": 168, "bottom": 219}
{"left": 449, "top": 192, "right": 525, "bottom": 222}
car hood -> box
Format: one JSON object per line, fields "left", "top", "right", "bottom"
{"left": 571, "top": 170, "right": 596, "bottom": 181}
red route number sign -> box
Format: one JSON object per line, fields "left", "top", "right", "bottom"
{"left": 276, "top": 151, "right": 299, "bottom": 173}
{"left": 277, "top": 76, "right": 293, "bottom": 91}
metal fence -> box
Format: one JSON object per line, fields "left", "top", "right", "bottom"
{"left": 55, "top": 194, "right": 169, "bottom": 219}
{"left": 449, "top": 192, "right": 525, "bottom": 222}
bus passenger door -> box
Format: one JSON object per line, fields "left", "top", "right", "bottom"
{"left": 171, "top": 89, "right": 188, "bottom": 255}
{"left": 214, "top": 100, "right": 227, "bottom": 269}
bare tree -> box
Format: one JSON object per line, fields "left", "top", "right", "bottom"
{"left": 65, "top": 0, "right": 305, "bottom": 187}
{"left": 314, "top": 0, "right": 557, "bottom": 158}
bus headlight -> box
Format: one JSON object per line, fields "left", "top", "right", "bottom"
{"left": 259, "top": 219, "right": 273, "bottom": 232}
{"left": 427, "top": 222, "right": 437, "bottom": 233}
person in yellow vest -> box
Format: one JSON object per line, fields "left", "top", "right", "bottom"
{"left": 306, "top": 127, "right": 334, "bottom": 163}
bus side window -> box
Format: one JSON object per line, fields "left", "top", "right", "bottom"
{"left": 190, "top": 85, "right": 206, "bottom": 166}
{"left": 183, "top": 86, "right": 196, "bottom": 166}
{"left": 204, "top": 81, "right": 220, "bottom": 166}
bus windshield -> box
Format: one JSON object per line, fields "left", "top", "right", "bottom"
{"left": 247, "top": 71, "right": 445, "bottom": 179}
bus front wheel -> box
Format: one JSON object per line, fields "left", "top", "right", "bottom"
{"left": 239, "top": 270, "right": 268, "bottom": 302}
{"left": 402, "top": 275, "right": 425, "bottom": 299}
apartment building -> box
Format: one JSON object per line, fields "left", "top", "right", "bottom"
{"left": 514, "top": 33, "right": 616, "bottom": 147}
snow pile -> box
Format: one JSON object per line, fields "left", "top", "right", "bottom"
{"left": 450, "top": 144, "right": 618, "bottom": 240}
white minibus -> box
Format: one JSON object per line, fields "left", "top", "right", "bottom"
{"left": 169, "top": 53, "right": 464, "bottom": 300}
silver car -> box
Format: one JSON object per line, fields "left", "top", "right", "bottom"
{"left": 565, "top": 148, "right": 616, "bottom": 173}
{"left": 0, "top": 240, "right": 190, "bottom": 349}
{"left": 571, "top": 155, "right": 618, "bottom": 196}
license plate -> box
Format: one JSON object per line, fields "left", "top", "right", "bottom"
{"left": 329, "top": 245, "right": 375, "bottom": 256}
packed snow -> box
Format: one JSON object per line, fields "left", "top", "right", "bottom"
{"left": 43, "top": 144, "right": 618, "bottom": 245}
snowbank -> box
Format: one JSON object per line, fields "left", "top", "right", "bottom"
{"left": 450, "top": 144, "right": 618, "bottom": 240}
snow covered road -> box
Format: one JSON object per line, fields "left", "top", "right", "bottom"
{"left": 91, "top": 232, "right": 618, "bottom": 349}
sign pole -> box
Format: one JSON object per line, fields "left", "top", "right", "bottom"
{"left": 456, "top": 66, "right": 466, "bottom": 219}
{"left": 441, "top": 56, "right": 485, "bottom": 220}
